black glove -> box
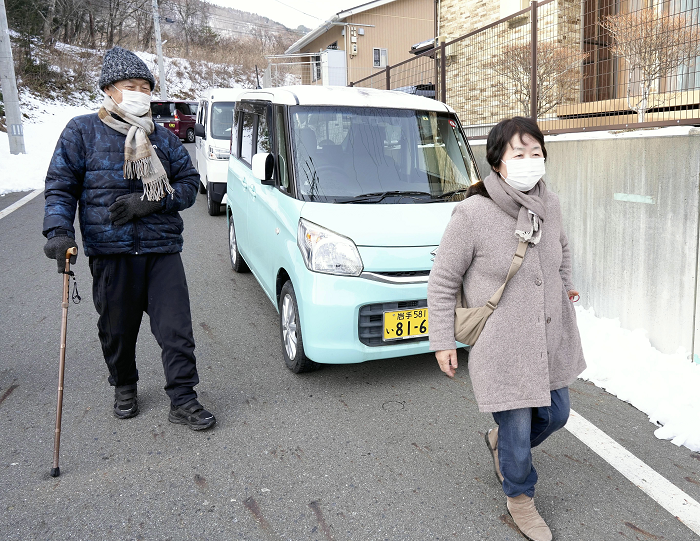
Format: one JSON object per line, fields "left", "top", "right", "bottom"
{"left": 44, "top": 235, "right": 78, "bottom": 273}
{"left": 108, "top": 193, "right": 163, "bottom": 226}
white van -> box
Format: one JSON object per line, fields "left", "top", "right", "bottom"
{"left": 194, "top": 88, "right": 242, "bottom": 215}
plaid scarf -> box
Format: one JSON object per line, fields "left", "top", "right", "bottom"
{"left": 98, "top": 96, "right": 174, "bottom": 201}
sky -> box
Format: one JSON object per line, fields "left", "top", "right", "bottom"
{"left": 207, "top": 0, "right": 355, "bottom": 30}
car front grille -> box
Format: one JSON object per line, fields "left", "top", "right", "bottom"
{"left": 358, "top": 299, "right": 429, "bottom": 347}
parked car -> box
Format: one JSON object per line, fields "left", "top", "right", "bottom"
{"left": 194, "top": 88, "right": 242, "bottom": 216}
{"left": 150, "top": 100, "right": 198, "bottom": 143}
{"left": 393, "top": 83, "right": 436, "bottom": 99}
{"left": 225, "top": 85, "right": 481, "bottom": 372}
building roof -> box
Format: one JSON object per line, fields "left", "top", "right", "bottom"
{"left": 236, "top": 85, "right": 453, "bottom": 113}
{"left": 285, "top": 0, "right": 400, "bottom": 55}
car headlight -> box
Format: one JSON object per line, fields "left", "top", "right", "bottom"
{"left": 208, "top": 146, "right": 229, "bottom": 160}
{"left": 297, "top": 219, "right": 363, "bottom": 276}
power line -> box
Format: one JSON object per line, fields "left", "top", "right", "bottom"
{"left": 269, "top": 0, "right": 322, "bottom": 21}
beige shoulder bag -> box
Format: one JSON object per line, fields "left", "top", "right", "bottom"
{"left": 454, "top": 240, "right": 528, "bottom": 346}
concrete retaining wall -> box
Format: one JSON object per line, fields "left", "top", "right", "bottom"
{"left": 469, "top": 132, "right": 700, "bottom": 356}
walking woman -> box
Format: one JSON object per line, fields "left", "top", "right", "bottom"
{"left": 427, "top": 117, "right": 586, "bottom": 541}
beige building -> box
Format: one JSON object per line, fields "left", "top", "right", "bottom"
{"left": 278, "top": 0, "right": 435, "bottom": 87}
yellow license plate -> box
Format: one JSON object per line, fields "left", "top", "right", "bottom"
{"left": 383, "top": 308, "right": 429, "bottom": 341}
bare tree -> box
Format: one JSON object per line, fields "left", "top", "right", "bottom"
{"left": 486, "top": 40, "right": 588, "bottom": 118}
{"left": 602, "top": 7, "right": 700, "bottom": 122}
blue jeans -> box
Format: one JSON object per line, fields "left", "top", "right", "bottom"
{"left": 492, "top": 387, "right": 570, "bottom": 498}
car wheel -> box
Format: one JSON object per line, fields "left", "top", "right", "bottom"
{"left": 228, "top": 215, "right": 249, "bottom": 273}
{"left": 279, "top": 280, "right": 319, "bottom": 373}
{"left": 198, "top": 180, "right": 206, "bottom": 194}
{"left": 186, "top": 128, "right": 195, "bottom": 143}
{"left": 207, "top": 183, "right": 221, "bottom": 216}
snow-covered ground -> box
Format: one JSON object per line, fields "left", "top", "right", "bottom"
{"left": 0, "top": 96, "right": 96, "bottom": 195}
{"left": 2, "top": 100, "right": 699, "bottom": 453}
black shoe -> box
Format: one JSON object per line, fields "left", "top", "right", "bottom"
{"left": 113, "top": 384, "right": 138, "bottom": 419}
{"left": 168, "top": 399, "right": 216, "bottom": 430}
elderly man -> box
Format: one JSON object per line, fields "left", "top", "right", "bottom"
{"left": 42, "top": 46, "right": 215, "bottom": 430}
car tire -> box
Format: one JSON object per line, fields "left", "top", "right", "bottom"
{"left": 228, "top": 215, "right": 249, "bottom": 273}
{"left": 279, "top": 280, "right": 320, "bottom": 373}
{"left": 198, "top": 180, "right": 206, "bottom": 194}
{"left": 207, "top": 183, "right": 221, "bottom": 216}
{"left": 186, "top": 128, "right": 195, "bottom": 143}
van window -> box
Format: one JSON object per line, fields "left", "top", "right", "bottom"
{"left": 231, "top": 108, "right": 240, "bottom": 157}
{"left": 202, "top": 103, "right": 208, "bottom": 137}
{"left": 151, "top": 102, "right": 174, "bottom": 118}
{"left": 275, "top": 106, "right": 290, "bottom": 191}
{"left": 175, "top": 102, "right": 191, "bottom": 116}
{"left": 211, "top": 102, "right": 236, "bottom": 140}
{"left": 256, "top": 110, "right": 271, "bottom": 155}
{"left": 240, "top": 111, "right": 255, "bottom": 165}
{"left": 289, "top": 106, "right": 479, "bottom": 203}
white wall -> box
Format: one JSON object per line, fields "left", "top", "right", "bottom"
{"left": 470, "top": 132, "right": 700, "bottom": 357}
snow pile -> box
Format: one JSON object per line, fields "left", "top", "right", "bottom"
{"left": 0, "top": 98, "right": 95, "bottom": 195}
{"left": 576, "top": 306, "right": 700, "bottom": 452}
{"left": 469, "top": 125, "right": 697, "bottom": 145}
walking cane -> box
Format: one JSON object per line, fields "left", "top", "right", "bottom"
{"left": 50, "top": 246, "right": 78, "bottom": 478}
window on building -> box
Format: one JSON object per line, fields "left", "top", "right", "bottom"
{"left": 582, "top": 0, "right": 617, "bottom": 102}
{"left": 311, "top": 55, "right": 322, "bottom": 82}
{"left": 373, "top": 48, "right": 388, "bottom": 68}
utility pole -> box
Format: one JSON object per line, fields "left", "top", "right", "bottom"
{"left": 151, "top": 0, "right": 167, "bottom": 99}
{"left": 0, "top": 0, "right": 25, "bottom": 154}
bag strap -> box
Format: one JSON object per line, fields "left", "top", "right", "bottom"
{"left": 456, "top": 240, "right": 529, "bottom": 311}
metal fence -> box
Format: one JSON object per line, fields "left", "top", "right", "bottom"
{"left": 350, "top": 0, "right": 700, "bottom": 137}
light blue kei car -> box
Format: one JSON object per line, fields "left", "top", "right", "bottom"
{"left": 225, "top": 86, "right": 480, "bottom": 372}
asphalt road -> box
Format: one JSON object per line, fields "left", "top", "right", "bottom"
{"left": 1, "top": 146, "right": 699, "bottom": 540}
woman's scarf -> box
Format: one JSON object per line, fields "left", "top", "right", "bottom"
{"left": 483, "top": 169, "right": 547, "bottom": 245}
{"left": 98, "top": 96, "right": 174, "bottom": 201}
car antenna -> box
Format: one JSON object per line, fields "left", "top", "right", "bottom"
{"left": 255, "top": 65, "right": 262, "bottom": 89}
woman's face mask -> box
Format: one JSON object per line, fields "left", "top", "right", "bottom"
{"left": 111, "top": 85, "right": 151, "bottom": 117}
{"left": 500, "top": 158, "right": 545, "bottom": 192}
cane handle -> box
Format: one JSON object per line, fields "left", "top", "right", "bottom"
{"left": 65, "top": 247, "right": 77, "bottom": 258}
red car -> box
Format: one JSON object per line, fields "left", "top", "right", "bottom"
{"left": 150, "top": 100, "right": 199, "bottom": 143}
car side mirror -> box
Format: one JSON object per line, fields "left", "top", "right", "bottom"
{"left": 194, "top": 123, "right": 205, "bottom": 138}
{"left": 252, "top": 152, "right": 275, "bottom": 185}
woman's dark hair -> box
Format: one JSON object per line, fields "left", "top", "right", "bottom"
{"left": 486, "top": 117, "right": 547, "bottom": 171}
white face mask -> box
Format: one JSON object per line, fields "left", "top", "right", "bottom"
{"left": 500, "top": 157, "right": 545, "bottom": 192}
{"left": 111, "top": 85, "right": 151, "bottom": 116}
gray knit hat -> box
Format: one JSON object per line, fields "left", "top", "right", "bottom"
{"left": 99, "top": 47, "right": 156, "bottom": 90}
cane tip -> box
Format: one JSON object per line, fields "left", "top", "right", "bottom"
{"left": 50, "top": 467, "right": 60, "bottom": 477}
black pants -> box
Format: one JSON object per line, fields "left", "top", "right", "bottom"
{"left": 89, "top": 253, "right": 199, "bottom": 406}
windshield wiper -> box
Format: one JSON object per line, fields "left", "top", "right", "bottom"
{"left": 337, "top": 190, "right": 434, "bottom": 204}
{"left": 438, "top": 188, "right": 470, "bottom": 200}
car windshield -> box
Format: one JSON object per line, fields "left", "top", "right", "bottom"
{"left": 289, "top": 106, "right": 479, "bottom": 203}
{"left": 211, "top": 102, "right": 236, "bottom": 140}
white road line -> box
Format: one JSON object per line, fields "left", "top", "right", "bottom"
{"left": 0, "top": 189, "right": 43, "bottom": 221}
{"left": 566, "top": 408, "right": 700, "bottom": 535}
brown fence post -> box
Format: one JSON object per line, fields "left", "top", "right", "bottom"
{"left": 440, "top": 41, "right": 447, "bottom": 103}
{"left": 386, "top": 66, "right": 391, "bottom": 90}
{"left": 530, "top": 1, "right": 538, "bottom": 120}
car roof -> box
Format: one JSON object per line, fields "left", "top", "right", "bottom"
{"left": 236, "top": 86, "right": 454, "bottom": 113}
{"left": 199, "top": 87, "right": 244, "bottom": 102}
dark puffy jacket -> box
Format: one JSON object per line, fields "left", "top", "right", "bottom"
{"left": 43, "top": 112, "right": 199, "bottom": 256}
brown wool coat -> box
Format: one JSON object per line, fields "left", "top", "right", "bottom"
{"left": 428, "top": 182, "right": 586, "bottom": 413}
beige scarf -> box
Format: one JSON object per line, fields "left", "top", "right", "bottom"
{"left": 98, "top": 96, "right": 174, "bottom": 201}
